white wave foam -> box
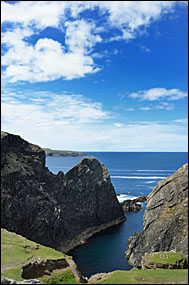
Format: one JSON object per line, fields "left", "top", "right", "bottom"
{"left": 111, "top": 176, "right": 165, "bottom": 179}
{"left": 117, "top": 194, "right": 138, "bottom": 203}
{"left": 137, "top": 170, "right": 175, "bottom": 172}
{"left": 145, "top": 181, "right": 156, "bottom": 184}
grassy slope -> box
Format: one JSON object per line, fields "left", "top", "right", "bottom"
{"left": 1, "top": 228, "right": 188, "bottom": 284}
{"left": 95, "top": 269, "right": 188, "bottom": 284}
{"left": 143, "top": 251, "right": 186, "bottom": 265}
{"left": 1, "top": 228, "right": 78, "bottom": 283}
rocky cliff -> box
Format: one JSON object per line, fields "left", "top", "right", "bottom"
{"left": 1, "top": 131, "right": 125, "bottom": 253}
{"left": 126, "top": 163, "right": 188, "bottom": 268}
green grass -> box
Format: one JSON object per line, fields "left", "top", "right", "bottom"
{"left": 39, "top": 269, "right": 79, "bottom": 284}
{"left": 1, "top": 267, "right": 24, "bottom": 282}
{"left": 143, "top": 251, "right": 187, "bottom": 265}
{"left": 1, "top": 228, "right": 66, "bottom": 281}
{"left": 96, "top": 269, "right": 188, "bottom": 284}
{"left": 1, "top": 229, "right": 188, "bottom": 284}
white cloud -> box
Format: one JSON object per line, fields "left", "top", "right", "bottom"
{"left": 1, "top": 90, "right": 188, "bottom": 151}
{"left": 155, "top": 102, "right": 174, "bottom": 111}
{"left": 97, "top": 1, "right": 184, "bottom": 40}
{"left": 138, "top": 44, "right": 150, "bottom": 53}
{"left": 2, "top": 91, "right": 109, "bottom": 125}
{"left": 140, "top": 102, "right": 174, "bottom": 111}
{"left": 114, "top": 123, "right": 124, "bottom": 128}
{"left": 2, "top": 25, "right": 100, "bottom": 82}
{"left": 125, "top": 108, "right": 135, "bottom": 111}
{"left": 1, "top": 1, "right": 187, "bottom": 83}
{"left": 129, "top": 88, "right": 188, "bottom": 101}
{"left": 1, "top": 1, "right": 67, "bottom": 29}
{"left": 140, "top": 106, "right": 152, "bottom": 111}
{"left": 65, "top": 19, "right": 102, "bottom": 54}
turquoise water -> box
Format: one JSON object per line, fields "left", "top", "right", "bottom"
{"left": 46, "top": 152, "right": 188, "bottom": 277}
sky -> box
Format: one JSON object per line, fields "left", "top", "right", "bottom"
{"left": 1, "top": 1, "right": 188, "bottom": 151}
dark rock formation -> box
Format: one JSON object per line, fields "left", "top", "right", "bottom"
{"left": 121, "top": 199, "right": 141, "bottom": 212}
{"left": 121, "top": 196, "right": 147, "bottom": 212}
{"left": 1, "top": 132, "right": 125, "bottom": 253}
{"left": 21, "top": 257, "right": 87, "bottom": 283}
{"left": 21, "top": 258, "right": 69, "bottom": 279}
{"left": 126, "top": 163, "right": 188, "bottom": 268}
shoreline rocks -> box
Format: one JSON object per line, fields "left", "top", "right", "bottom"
{"left": 126, "top": 163, "right": 188, "bottom": 268}
{"left": 1, "top": 131, "right": 125, "bottom": 253}
{"left": 120, "top": 196, "right": 147, "bottom": 212}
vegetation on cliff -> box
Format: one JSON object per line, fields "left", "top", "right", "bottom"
{"left": 42, "top": 147, "right": 87, "bottom": 157}
{"left": 1, "top": 228, "right": 71, "bottom": 283}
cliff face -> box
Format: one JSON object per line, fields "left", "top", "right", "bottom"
{"left": 1, "top": 132, "right": 125, "bottom": 252}
{"left": 126, "top": 163, "right": 188, "bottom": 268}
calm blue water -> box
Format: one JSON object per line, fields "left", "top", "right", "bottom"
{"left": 46, "top": 152, "right": 188, "bottom": 277}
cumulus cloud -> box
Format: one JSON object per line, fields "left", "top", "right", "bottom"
{"left": 1, "top": 1, "right": 187, "bottom": 83}
{"left": 129, "top": 88, "right": 188, "bottom": 101}
{"left": 2, "top": 22, "right": 101, "bottom": 82}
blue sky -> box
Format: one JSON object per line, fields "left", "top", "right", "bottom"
{"left": 1, "top": 1, "right": 188, "bottom": 151}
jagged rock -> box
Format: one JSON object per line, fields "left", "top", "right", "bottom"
{"left": 126, "top": 163, "right": 188, "bottom": 268}
{"left": 120, "top": 196, "right": 146, "bottom": 212}
{"left": 121, "top": 199, "right": 142, "bottom": 212}
{"left": 134, "top": 196, "right": 147, "bottom": 203}
{"left": 1, "top": 131, "right": 125, "bottom": 253}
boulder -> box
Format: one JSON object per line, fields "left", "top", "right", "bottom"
{"left": 121, "top": 199, "right": 142, "bottom": 212}
{"left": 134, "top": 196, "right": 147, "bottom": 203}
{"left": 120, "top": 196, "right": 146, "bottom": 212}
{"left": 126, "top": 163, "right": 188, "bottom": 268}
{"left": 1, "top": 132, "right": 125, "bottom": 253}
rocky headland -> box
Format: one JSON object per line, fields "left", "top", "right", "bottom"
{"left": 126, "top": 163, "right": 188, "bottom": 268}
{"left": 1, "top": 131, "right": 125, "bottom": 253}
{"left": 42, "top": 147, "right": 87, "bottom": 157}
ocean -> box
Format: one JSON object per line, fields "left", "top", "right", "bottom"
{"left": 46, "top": 152, "right": 188, "bottom": 278}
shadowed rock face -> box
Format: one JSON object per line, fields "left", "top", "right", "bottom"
{"left": 126, "top": 163, "right": 188, "bottom": 268}
{"left": 1, "top": 132, "right": 125, "bottom": 253}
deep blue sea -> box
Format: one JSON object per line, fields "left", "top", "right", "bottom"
{"left": 46, "top": 152, "right": 188, "bottom": 278}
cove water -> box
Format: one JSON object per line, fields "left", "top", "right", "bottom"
{"left": 46, "top": 152, "right": 188, "bottom": 278}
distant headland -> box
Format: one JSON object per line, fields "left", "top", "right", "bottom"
{"left": 42, "top": 147, "right": 87, "bottom": 157}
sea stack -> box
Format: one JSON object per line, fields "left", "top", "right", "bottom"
{"left": 126, "top": 163, "right": 188, "bottom": 268}
{"left": 1, "top": 131, "right": 125, "bottom": 252}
